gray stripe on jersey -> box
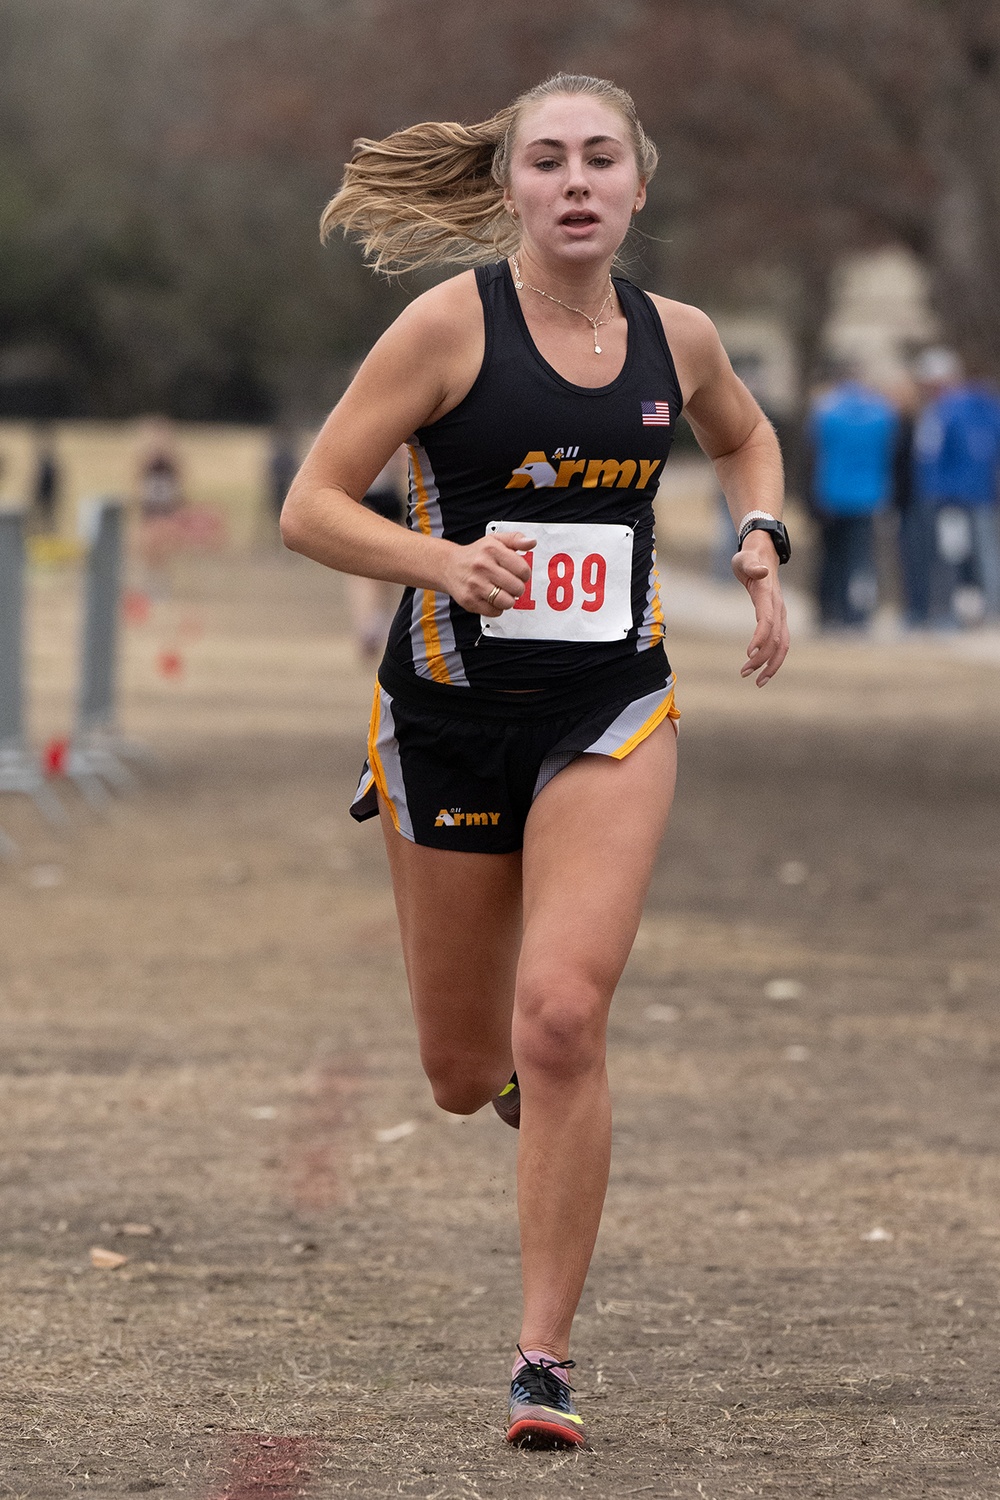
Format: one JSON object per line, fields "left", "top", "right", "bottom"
{"left": 407, "top": 439, "right": 469, "bottom": 686}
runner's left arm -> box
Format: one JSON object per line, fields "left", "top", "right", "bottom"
{"left": 652, "top": 298, "right": 789, "bottom": 686}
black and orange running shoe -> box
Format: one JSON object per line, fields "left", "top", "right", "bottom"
{"left": 492, "top": 1072, "right": 520, "bottom": 1129}
{"left": 506, "top": 1348, "right": 586, "bottom": 1448}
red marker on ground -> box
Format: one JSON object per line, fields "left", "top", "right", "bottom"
{"left": 285, "top": 1060, "right": 364, "bottom": 1213}
{"left": 156, "top": 649, "right": 184, "bottom": 679}
{"left": 207, "top": 1435, "right": 315, "bottom": 1500}
{"left": 43, "top": 738, "right": 68, "bottom": 776}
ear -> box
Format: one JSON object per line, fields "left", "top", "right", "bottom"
{"left": 633, "top": 177, "right": 647, "bottom": 214}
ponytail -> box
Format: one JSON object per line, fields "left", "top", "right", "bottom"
{"left": 321, "top": 111, "right": 515, "bottom": 274}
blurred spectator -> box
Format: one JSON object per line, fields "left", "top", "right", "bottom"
{"left": 30, "top": 423, "right": 61, "bottom": 532}
{"left": 912, "top": 350, "right": 1000, "bottom": 626}
{"left": 135, "top": 417, "right": 185, "bottom": 595}
{"left": 807, "top": 372, "right": 900, "bottom": 630}
{"left": 891, "top": 372, "right": 932, "bottom": 628}
{"left": 136, "top": 417, "right": 184, "bottom": 520}
{"left": 348, "top": 447, "right": 407, "bottom": 660}
{"left": 267, "top": 423, "right": 300, "bottom": 530}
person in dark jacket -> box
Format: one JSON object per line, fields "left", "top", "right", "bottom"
{"left": 31, "top": 423, "right": 61, "bottom": 532}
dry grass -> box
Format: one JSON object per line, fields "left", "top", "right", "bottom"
{"left": 1, "top": 545, "right": 998, "bottom": 1498}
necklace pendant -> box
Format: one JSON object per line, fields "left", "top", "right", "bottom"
{"left": 514, "top": 280, "right": 523, "bottom": 290}
{"left": 594, "top": 345, "right": 602, "bottom": 355}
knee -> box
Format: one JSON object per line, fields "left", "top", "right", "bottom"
{"left": 513, "top": 970, "right": 608, "bottom": 1082}
{"left": 420, "top": 1049, "right": 502, "bottom": 1116}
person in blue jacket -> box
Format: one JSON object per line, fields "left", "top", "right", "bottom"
{"left": 808, "top": 372, "right": 900, "bottom": 629}
{"left": 912, "top": 353, "right": 1000, "bottom": 624}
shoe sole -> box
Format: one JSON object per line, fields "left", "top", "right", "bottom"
{"left": 492, "top": 1095, "right": 520, "bottom": 1128}
{"left": 506, "top": 1417, "right": 585, "bottom": 1448}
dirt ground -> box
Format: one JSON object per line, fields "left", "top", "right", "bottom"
{"left": 2, "top": 546, "right": 999, "bottom": 1500}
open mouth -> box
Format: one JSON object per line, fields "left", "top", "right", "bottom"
{"left": 559, "top": 211, "right": 599, "bottom": 227}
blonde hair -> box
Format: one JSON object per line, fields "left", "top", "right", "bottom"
{"left": 321, "top": 74, "right": 658, "bottom": 275}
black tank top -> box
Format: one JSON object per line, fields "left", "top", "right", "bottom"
{"left": 381, "top": 260, "right": 684, "bottom": 713}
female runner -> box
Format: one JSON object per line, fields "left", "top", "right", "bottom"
{"left": 281, "top": 73, "right": 790, "bottom": 1449}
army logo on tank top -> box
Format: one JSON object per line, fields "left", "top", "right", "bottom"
{"left": 506, "top": 450, "right": 663, "bottom": 491}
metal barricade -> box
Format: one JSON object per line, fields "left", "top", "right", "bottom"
{"left": 67, "top": 498, "right": 147, "bottom": 805}
{"left": 0, "top": 511, "right": 66, "bottom": 828}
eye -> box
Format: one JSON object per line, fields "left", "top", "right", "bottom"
{"left": 590, "top": 154, "right": 616, "bottom": 168}
{"left": 533, "top": 157, "right": 560, "bottom": 171}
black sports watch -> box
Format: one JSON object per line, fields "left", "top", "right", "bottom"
{"left": 738, "top": 516, "right": 791, "bottom": 565}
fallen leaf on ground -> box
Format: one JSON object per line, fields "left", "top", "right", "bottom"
{"left": 783, "top": 1044, "right": 810, "bottom": 1062}
{"left": 375, "top": 1120, "right": 417, "bottom": 1143}
{"left": 90, "top": 1246, "right": 129, "bottom": 1269}
{"left": 765, "top": 979, "right": 803, "bottom": 1002}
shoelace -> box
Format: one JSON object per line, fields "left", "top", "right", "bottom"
{"left": 511, "top": 1344, "right": 577, "bottom": 1409}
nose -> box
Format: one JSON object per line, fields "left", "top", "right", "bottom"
{"left": 563, "top": 155, "right": 590, "bottom": 198}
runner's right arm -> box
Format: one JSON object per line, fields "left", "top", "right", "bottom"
{"left": 280, "top": 275, "right": 533, "bottom": 616}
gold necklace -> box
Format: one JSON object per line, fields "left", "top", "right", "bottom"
{"left": 511, "top": 255, "right": 615, "bottom": 355}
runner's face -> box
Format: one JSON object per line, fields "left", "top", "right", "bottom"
{"left": 505, "top": 95, "right": 645, "bottom": 270}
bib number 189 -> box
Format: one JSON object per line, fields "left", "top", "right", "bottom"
{"left": 515, "top": 549, "right": 607, "bottom": 614}
{"left": 482, "top": 521, "right": 634, "bottom": 643}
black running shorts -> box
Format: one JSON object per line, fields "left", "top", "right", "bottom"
{"left": 349, "top": 676, "right": 679, "bottom": 853}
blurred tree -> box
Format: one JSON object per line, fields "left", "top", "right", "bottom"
{"left": 0, "top": 0, "right": 998, "bottom": 420}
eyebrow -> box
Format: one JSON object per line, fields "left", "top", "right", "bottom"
{"left": 524, "top": 135, "right": 622, "bottom": 149}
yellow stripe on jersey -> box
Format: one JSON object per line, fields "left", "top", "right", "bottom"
{"left": 366, "top": 684, "right": 400, "bottom": 832}
{"left": 648, "top": 557, "right": 665, "bottom": 647}
{"left": 407, "top": 443, "right": 453, "bottom": 685}
{"left": 407, "top": 441, "right": 433, "bottom": 534}
{"left": 609, "top": 685, "right": 680, "bottom": 760}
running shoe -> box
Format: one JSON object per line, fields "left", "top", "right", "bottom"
{"left": 492, "top": 1072, "right": 520, "bottom": 1129}
{"left": 506, "top": 1347, "right": 586, "bottom": 1448}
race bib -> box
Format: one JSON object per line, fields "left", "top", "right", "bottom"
{"left": 481, "top": 521, "right": 634, "bottom": 643}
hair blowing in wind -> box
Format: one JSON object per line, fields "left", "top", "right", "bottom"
{"left": 320, "top": 73, "right": 659, "bottom": 275}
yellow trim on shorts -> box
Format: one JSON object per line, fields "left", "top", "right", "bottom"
{"left": 609, "top": 685, "right": 680, "bottom": 760}
{"left": 406, "top": 443, "right": 453, "bottom": 686}
{"left": 366, "top": 683, "right": 400, "bottom": 832}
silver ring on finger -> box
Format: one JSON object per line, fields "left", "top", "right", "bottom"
{"left": 486, "top": 584, "right": 502, "bottom": 607}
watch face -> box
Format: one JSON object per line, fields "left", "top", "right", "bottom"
{"left": 744, "top": 519, "right": 790, "bottom": 562}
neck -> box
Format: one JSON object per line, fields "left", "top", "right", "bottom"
{"left": 513, "top": 247, "right": 615, "bottom": 309}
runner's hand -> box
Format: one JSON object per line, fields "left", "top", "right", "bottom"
{"left": 443, "top": 531, "right": 536, "bottom": 616}
{"left": 732, "top": 535, "right": 790, "bottom": 686}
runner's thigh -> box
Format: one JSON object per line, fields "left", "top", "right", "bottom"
{"left": 518, "top": 721, "right": 677, "bottom": 1000}
{"left": 378, "top": 798, "right": 522, "bottom": 1066}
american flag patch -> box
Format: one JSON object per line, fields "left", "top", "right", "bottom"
{"left": 641, "top": 400, "right": 672, "bottom": 426}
